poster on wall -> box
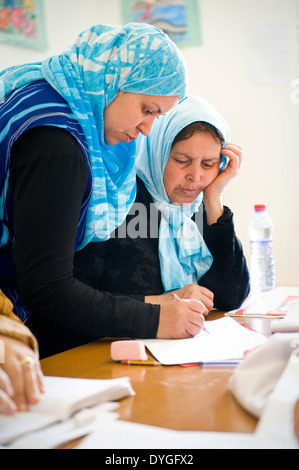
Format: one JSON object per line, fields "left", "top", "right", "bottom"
{"left": 121, "top": 0, "right": 202, "bottom": 48}
{"left": 0, "top": 0, "right": 47, "bottom": 50}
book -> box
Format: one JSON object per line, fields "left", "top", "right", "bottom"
{"left": 226, "top": 287, "right": 299, "bottom": 318}
{"left": 0, "top": 375, "right": 134, "bottom": 446}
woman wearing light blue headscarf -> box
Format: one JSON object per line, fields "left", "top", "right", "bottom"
{"left": 0, "top": 22, "right": 187, "bottom": 356}
{"left": 136, "top": 95, "right": 230, "bottom": 293}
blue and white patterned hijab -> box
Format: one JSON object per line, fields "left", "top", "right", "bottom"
{"left": 0, "top": 22, "right": 187, "bottom": 249}
{"left": 136, "top": 95, "right": 231, "bottom": 292}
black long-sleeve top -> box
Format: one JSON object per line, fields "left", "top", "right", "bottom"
{"left": 74, "top": 178, "right": 250, "bottom": 310}
{"left": 10, "top": 126, "right": 249, "bottom": 358}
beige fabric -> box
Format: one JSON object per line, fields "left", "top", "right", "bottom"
{"left": 0, "top": 290, "right": 38, "bottom": 355}
{"left": 229, "top": 333, "right": 299, "bottom": 418}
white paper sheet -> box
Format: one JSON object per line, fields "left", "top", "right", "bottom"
{"left": 140, "top": 317, "right": 267, "bottom": 365}
{"left": 76, "top": 413, "right": 295, "bottom": 450}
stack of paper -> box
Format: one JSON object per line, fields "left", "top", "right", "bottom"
{"left": 226, "top": 287, "right": 299, "bottom": 319}
{"left": 0, "top": 376, "right": 134, "bottom": 449}
{"left": 140, "top": 317, "right": 267, "bottom": 365}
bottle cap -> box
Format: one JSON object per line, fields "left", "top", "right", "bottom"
{"left": 254, "top": 204, "right": 267, "bottom": 211}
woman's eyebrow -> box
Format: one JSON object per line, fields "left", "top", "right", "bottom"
{"left": 172, "top": 152, "right": 221, "bottom": 161}
{"left": 142, "top": 100, "right": 159, "bottom": 113}
{"left": 201, "top": 156, "right": 221, "bottom": 162}
{"left": 172, "top": 151, "right": 193, "bottom": 158}
{"left": 151, "top": 100, "right": 173, "bottom": 115}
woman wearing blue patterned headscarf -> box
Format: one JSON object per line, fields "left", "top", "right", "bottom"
{"left": 0, "top": 23, "right": 186, "bottom": 354}
{"left": 72, "top": 95, "right": 250, "bottom": 342}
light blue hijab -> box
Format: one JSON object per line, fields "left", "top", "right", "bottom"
{"left": 0, "top": 23, "right": 187, "bottom": 249}
{"left": 136, "top": 95, "right": 231, "bottom": 292}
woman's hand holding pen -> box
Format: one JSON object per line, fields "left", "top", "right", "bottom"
{"left": 204, "top": 142, "right": 243, "bottom": 225}
{"left": 145, "top": 284, "right": 214, "bottom": 317}
{"left": 157, "top": 295, "right": 206, "bottom": 339}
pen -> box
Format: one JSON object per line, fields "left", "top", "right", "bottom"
{"left": 199, "top": 361, "right": 241, "bottom": 366}
{"left": 180, "top": 361, "right": 241, "bottom": 367}
{"left": 121, "top": 360, "right": 160, "bottom": 366}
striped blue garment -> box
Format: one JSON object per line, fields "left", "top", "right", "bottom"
{"left": 0, "top": 22, "right": 187, "bottom": 318}
{"left": 0, "top": 79, "right": 92, "bottom": 319}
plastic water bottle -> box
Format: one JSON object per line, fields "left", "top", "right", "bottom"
{"left": 248, "top": 204, "right": 275, "bottom": 292}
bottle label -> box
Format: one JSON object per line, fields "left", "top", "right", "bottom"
{"left": 250, "top": 239, "right": 275, "bottom": 291}
{"left": 250, "top": 240, "right": 273, "bottom": 256}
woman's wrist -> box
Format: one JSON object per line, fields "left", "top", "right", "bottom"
{"left": 204, "top": 196, "right": 224, "bottom": 225}
{"left": 145, "top": 292, "right": 173, "bottom": 305}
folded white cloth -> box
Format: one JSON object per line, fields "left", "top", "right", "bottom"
{"left": 229, "top": 333, "right": 299, "bottom": 418}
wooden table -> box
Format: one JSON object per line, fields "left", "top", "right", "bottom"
{"left": 40, "top": 273, "right": 299, "bottom": 446}
{"left": 41, "top": 312, "right": 270, "bottom": 437}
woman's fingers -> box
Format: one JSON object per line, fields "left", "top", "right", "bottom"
{"left": 0, "top": 368, "right": 17, "bottom": 415}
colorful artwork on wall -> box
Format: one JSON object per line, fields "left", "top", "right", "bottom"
{"left": 0, "top": 0, "right": 47, "bottom": 50}
{"left": 121, "top": 0, "right": 202, "bottom": 48}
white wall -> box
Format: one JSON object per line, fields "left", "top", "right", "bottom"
{"left": 0, "top": 0, "right": 298, "bottom": 278}
{"left": 186, "top": 0, "right": 299, "bottom": 279}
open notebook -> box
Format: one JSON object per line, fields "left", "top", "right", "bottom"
{"left": 0, "top": 375, "right": 134, "bottom": 446}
